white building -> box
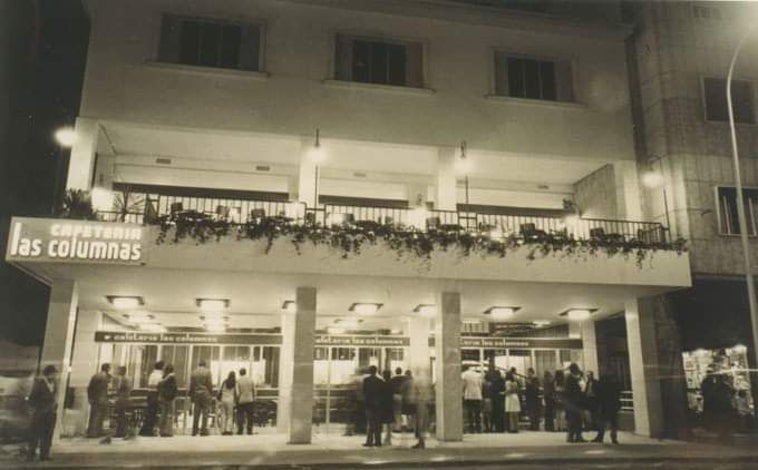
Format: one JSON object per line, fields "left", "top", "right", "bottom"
{"left": 5, "top": 0, "right": 690, "bottom": 442}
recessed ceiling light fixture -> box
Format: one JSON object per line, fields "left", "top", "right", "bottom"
{"left": 327, "top": 325, "right": 346, "bottom": 335}
{"left": 559, "top": 308, "right": 597, "bottom": 321}
{"left": 349, "top": 303, "right": 383, "bottom": 315}
{"left": 107, "top": 296, "right": 144, "bottom": 310}
{"left": 196, "top": 298, "right": 229, "bottom": 312}
{"left": 282, "top": 300, "right": 296, "bottom": 313}
{"left": 413, "top": 304, "right": 436, "bottom": 317}
{"left": 483, "top": 306, "right": 521, "bottom": 319}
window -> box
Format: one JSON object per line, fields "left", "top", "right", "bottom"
{"left": 692, "top": 4, "right": 722, "bottom": 20}
{"left": 494, "top": 53, "right": 573, "bottom": 101}
{"left": 717, "top": 186, "right": 758, "bottom": 235}
{"left": 334, "top": 34, "right": 424, "bottom": 87}
{"left": 158, "top": 15, "right": 261, "bottom": 71}
{"left": 703, "top": 78, "right": 754, "bottom": 124}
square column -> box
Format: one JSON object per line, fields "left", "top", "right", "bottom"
{"left": 436, "top": 147, "right": 457, "bottom": 211}
{"left": 581, "top": 320, "right": 599, "bottom": 377}
{"left": 65, "top": 118, "right": 99, "bottom": 190}
{"left": 279, "top": 287, "right": 317, "bottom": 444}
{"left": 435, "top": 291, "right": 462, "bottom": 441}
{"left": 625, "top": 297, "right": 663, "bottom": 437}
{"left": 41, "top": 279, "right": 79, "bottom": 441}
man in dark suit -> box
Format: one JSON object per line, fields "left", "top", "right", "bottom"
{"left": 362, "top": 365, "right": 384, "bottom": 447}
{"left": 27, "top": 365, "right": 59, "bottom": 461}
{"left": 189, "top": 359, "right": 214, "bottom": 436}
{"left": 593, "top": 373, "right": 621, "bottom": 444}
{"left": 87, "top": 363, "right": 111, "bottom": 438}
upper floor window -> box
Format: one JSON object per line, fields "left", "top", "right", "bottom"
{"left": 158, "top": 15, "right": 261, "bottom": 71}
{"left": 494, "top": 53, "right": 574, "bottom": 102}
{"left": 717, "top": 186, "right": 758, "bottom": 235}
{"left": 692, "top": 4, "right": 723, "bottom": 20}
{"left": 334, "top": 34, "right": 424, "bottom": 87}
{"left": 703, "top": 78, "right": 754, "bottom": 124}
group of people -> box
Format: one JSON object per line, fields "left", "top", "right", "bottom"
{"left": 700, "top": 365, "right": 754, "bottom": 439}
{"left": 461, "top": 363, "right": 622, "bottom": 444}
{"left": 362, "top": 366, "right": 432, "bottom": 449}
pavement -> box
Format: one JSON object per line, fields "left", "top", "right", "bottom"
{"left": 2, "top": 430, "right": 758, "bottom": 468}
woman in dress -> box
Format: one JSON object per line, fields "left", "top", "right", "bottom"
{"left": 157, "top": 364, "right": 177, "bottom": 437}
{"left": 504, "top": 371, "right": 521, "bottom": 433}
{"left": 218, "top": 371, "right": 237, "bottom": 435}
{"left": 553, "top": 370, "right": 566, "bottom": 432}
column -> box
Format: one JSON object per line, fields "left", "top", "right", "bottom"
{"left": 279, "top": 287, "right": 317, "bottom": 444}
{"left": 435, "top": 291, "right": 462, "bottom": 441}
{"left": 65, "top": 310, "right": 102, "bottom": 436}
{"left": 436, "top": 147, "right": 457, "bottom": 211}
{"left": 65, "top": 118, "right": 99, "bottom": 190}
{"left": 581, "top": 320, "right": 599, "bottom": 377}
{"left": 624, "top": 297, "right": 663, "bottom": 437}
{"left": 40, "top": 279, "right": 79, "bottom": 441}
{"left": 296, "top": 138, "right": 318, "bottom": 208}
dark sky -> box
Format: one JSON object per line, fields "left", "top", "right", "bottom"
{"left": 0, "top": 0, "right": 89, "bottom": 345}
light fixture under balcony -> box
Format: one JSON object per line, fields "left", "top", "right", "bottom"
{"left": 349, "top": 303, "right": 383, "bottom": 315}
{"left": 533, "top": 320, "right": 552, "bottom": 328}
{"left": 483, "top": 306, "right": 521, "bottom": 320}
{"left": 200, "top": 315, "right": 229, "bottom": 326}
{"left": 139, "top": 323, "right": 166, "bottom": 333}
{"left": 204, "top": 323, "right": 227, "bottom": 333}
{"left": 196, "top": 298, "right": 229, "bottom": 312}
{"left": 107, "top": 296, "right": 144, "bottom": 310}
{"left": 413, "top": 304, "right": 436, "bottom": 317}
{"left": 327, "top": 325, "right": 346, "bottom": 335}
{"left": 560, "top": 308, "right": 597, "bottom": 321}
{"left": 282, "top": 300, "right": 296, "bottom": 314}
{"left": 123, "top": 311, "right": 155, "bottom": 323}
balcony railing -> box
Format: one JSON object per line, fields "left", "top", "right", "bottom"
{"left": 95, "top": 192, "right": 668, "bottom": 245}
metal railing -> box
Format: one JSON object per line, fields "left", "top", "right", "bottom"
{"left": 94, "top": 193, "right": 668, "bottom": 245}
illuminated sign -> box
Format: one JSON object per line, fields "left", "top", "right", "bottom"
{"left": 95, "top": 331, "right": 282, "bottom": 345}
{"left": 429, "top": 336, "right": 583, "bottom": 349}
{"left": 6, "top": 217, "right": 144, "bottom": 264}
{"left": 315, "top": 335, "right": 410, "bottom": 347}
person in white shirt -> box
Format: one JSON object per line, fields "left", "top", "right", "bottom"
{"left": 139, "top": 360, "right": 165, "bottom": 437}
{"left": 235, "top": 368, "right": 256, "bottom": 435}
{"left": 461, "top": 366, "right": 483, "bottom": 433}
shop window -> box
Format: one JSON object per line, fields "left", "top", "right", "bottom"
{"left": 158, "top": 14, "right": 261, "bottom": 71}
{"left": 717, "top": 186, "right": 758, "bottom": 235}
{"left": 494, "top": 53, "right": 574, "bottom": 102}
{"left": 703, "top": 78, "right": 754, "bottom": 124}
{"left": 334, "top": 34, "right": 424, "bottom": 87}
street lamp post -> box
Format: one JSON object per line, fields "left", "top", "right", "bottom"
{"left": 726, "top": 25, "right": 758, "bottom": 417}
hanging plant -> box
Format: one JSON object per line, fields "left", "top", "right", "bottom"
{"left": 154, "top": 212, "right": 687, "bottom": 269}
{"left": 57, "top": 189, "right": 97, "bottom": 220}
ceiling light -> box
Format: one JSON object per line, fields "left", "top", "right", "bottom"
{"left": 139, "top": 323, "right": 166, "bottom": 333}
{"left": 327, "top": 326, "right": 346, "bottom": 335}
{"left": 413, "top": 304, "right": 436, "bottom": 317}
{"left": 196, "top": 298, "right": 229, "bottom": 312}
{"left": 560, "top": 308, "right": 597, "bottom": 321}
{"left": 349, "top": 303, "right": 383, "bottom": 315}
{"left": 201, "top": 316, "right": 229, "bottom": 327}
{"left": 123, "top": 311, "right": 155, "bottom": 323}
{"left": 533, "top": 320, "right": 552, "bottom": 327}
{"left": 107, "top": 296, "right": 144, "bottom": 310}
{"left": 282, "top": 300, "right": 296, "bottom": 314}
{"left": 483, "top": 306, "right": 521, "bottom": 319}
{"left": 204, "top": 323, "right": 227, "bottom": 333}
{"left": 335, "top": 318, "right": 361, "bottom": 329}
{"left": 641, "top": 171, "right": 664, "bottom": 188}
{"left": 54, "top": 127, "right": 77, "bottom": 147}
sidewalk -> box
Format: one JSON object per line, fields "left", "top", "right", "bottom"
{"left": 2, "top": 431, "right": 758, "bottom": 468}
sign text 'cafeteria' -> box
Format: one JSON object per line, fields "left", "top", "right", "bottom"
{"left": 7, "top": 218, "right": 143, "bottom": 263}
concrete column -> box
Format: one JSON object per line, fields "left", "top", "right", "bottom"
{"left": 581, "top": 320, "right": 599, "bottom": 378}
{"left": 296, "top": 138, "right": 318, "bottom": 208}
{"left": 65, "top": 310, "right": 102, "bottom": 437}
{"left": 40, "top": 279, "right": 79, "bottom": 441}
{"left": 435, "top": 292, "right": 462, "bottom": 441}
{"left": 277, "top": 312, "right": 295, "bottom": 435}
{"left": 281, "top": 287, "right": 317, "bottom": 444}
{"left": 65, "top": 118, "right": 99, "bottom": 190}
{"left": 436, "top": 147, "right": 457, "bottom": 211}
{"left": 624, "top": 297, "right": 663, "bottom": 438}
{"left": 407, "top": 317, "right": 431, "bottom": 377}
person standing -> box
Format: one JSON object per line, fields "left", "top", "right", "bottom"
{"left": 584, "top": 371, "right": 599, "bottom": 434}
{"left": 236, "top": 368, "right": 255, "bottom": 435}
{"left": 490, "top": 369, "right": 505, "bottom": 432}
{"left": 362, "top": 365, "right": 384, "bottom": 447}
{"left": 504, "top": 371, "right": 521, "bottom": 433}
{"left": 217, "top": 371, "right": 237, "bottom": 435}
{"left": 554, "top": 370, "right": 567, "bottom": 432}
{"left": 400, "top": 370, "right": 415, "bottom": 433}
{"left": 380, "top": 370, "right": 395, "bottom": 445}
{"left": 157, "top": 364, "right": 177, "bottom": 437}
{"left": 27, "top": 365, "right": 58, "bottom": 462}
{"left": 593, "top": 373, "right": 621, "bottom": 444}
{"left": 482, "top": 373, "right": 493, "bottom": 433}
{"left": 524, "top": 368, "right": 541, "bottom": 431}
{"left": 140, "top": 360, "right": 164, "bottom": 436}
{"left": 389, "top": 367, "right": 406, "bottom": 432}
{"left": 543, "top": 371, "right": 556, "bottom": 432}
{"left": 565, "top": 363, "right": 586, "bottom": 443}
{"left": 87, "top": 363, "right": 111, "bottom": 438}
{"left": 461, "top": 365, "right": 483, "bottom": 433}
{"left": 112, "top": 366, "right": 132, "bottom": 438}
{"left": 410, "top": 371, "right": 432, "bottom": 449}
{"left": 190, "top": 359, "right": 214, "bottom": 436}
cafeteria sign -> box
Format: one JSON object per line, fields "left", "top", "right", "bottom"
{"left": 95, "top": 331, "right": 283, "bottom": 345}
{"left": 6, "top": 217, "right": 143, "bottom": 264}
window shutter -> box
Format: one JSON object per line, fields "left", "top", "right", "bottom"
{"left": 555, "top": 59, "right": 574, "bottom": 102}
{"left": 334, "top": 34, "right": 353, "bottom": 81}
{"left": 494, "top": 52, "right": 509, "bottom": 95}
{"left": 238, "top": 24, "right": 261, "bottom": 71}
{"left": 405, "top": 42, "right": 424, "bottom": 88}
{"left": 158, "top": 14, "right": 182, "bottom": 63}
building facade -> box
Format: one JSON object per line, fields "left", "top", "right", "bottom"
{"left": 5, "top": 0, "right": 692, "bottom": 443}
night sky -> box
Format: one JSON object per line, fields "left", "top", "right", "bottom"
{"left": 0, "top": 0, "right": 89, "bottom": 345}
